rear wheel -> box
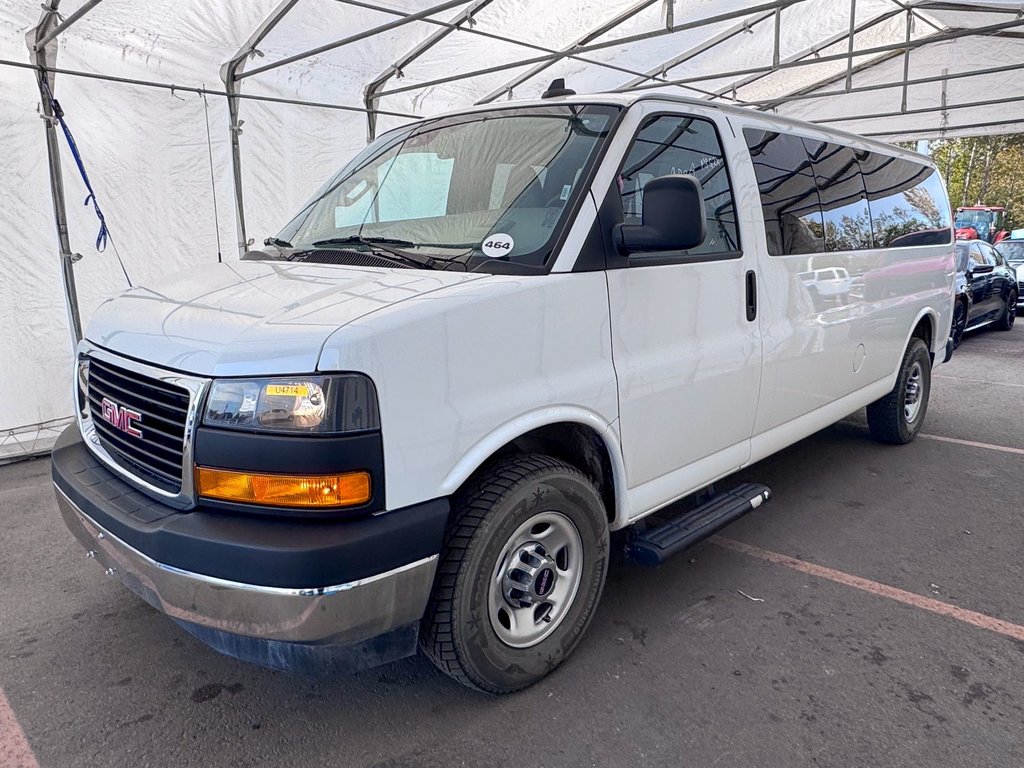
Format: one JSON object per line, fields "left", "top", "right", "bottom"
{"left": 866, "top": 337, "right": 931, "bottom": 445}
{"left": 994, "top": 289, "right": 1018, "bottom": 331}
{"left": 420, "top": 455, "right": 609, "bottom": 693}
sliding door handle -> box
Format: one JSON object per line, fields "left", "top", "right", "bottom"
{"left": 745, "top": 270, "right": 757, "bottom": 322}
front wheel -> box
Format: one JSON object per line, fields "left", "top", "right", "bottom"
{"left": 994, "top": 289, "right": 1018, "bottom": 331}
{"left": 420, "top": 455, "right": 609, "bottom": 693}
{"left": 951, "top": 298, "right": 968, "bottom": 349}
{"left": 866, "top": 337, "right": 932, "bottom": 445}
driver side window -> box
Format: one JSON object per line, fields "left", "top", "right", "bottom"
{"left": 618, "top": 114, "right": 739, "bottom": 256}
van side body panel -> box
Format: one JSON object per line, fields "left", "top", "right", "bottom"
{"left": 720, "top": 112, "right": 954, "bottom": 441}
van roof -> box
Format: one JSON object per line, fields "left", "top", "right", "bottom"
{"left": 422, "top": 90, "right": 934, "bottom": 165}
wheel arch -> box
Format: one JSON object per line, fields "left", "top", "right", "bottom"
{"left": 439, "top": 408, "right": 629, "bottom": 529}
{"left": 902, "top": 307, "right": 941, "bottom": 361}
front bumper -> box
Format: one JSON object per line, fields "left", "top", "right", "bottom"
{"left": 52, "top": 425, "right": 449, "bottom": 668}
{"left": 56, "top": 487, "right": 438, "bottom": 646}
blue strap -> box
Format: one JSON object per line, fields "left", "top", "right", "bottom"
{"left": 41, "top": 75, "right": 109, "bottom": 252}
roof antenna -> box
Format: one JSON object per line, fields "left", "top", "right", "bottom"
{"left": 542, "top": 78, "right": 576, "bottom": 99}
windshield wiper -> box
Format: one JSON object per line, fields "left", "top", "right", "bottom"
{"left": 312, "top": 234, "right": 442, "bottom": 270}
{"left": 264, "top": 237, "right": 293, "bottom": 249}
{"left": 312, "top": 236, "right": 416, "bottom": 248}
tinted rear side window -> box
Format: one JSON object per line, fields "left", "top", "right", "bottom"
{"left": 858, "top": 154, "right": 952, "bottom": 247}
{"left": 744, "top": 129, "right": 824, "bottom": 256}
{"left": 802, "top": 139, "right": 872, "bottom": 251}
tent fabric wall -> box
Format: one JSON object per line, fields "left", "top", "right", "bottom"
{"left": 1, "top": 0, "right": 1022, "bottom": 460}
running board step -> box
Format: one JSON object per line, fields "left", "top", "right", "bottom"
{"left": 626, "top": 482, "right": 771, "bottom": 566}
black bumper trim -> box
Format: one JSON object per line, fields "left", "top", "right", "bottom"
{"left": 51, "top": 425, "right": 449, "bottom": 589}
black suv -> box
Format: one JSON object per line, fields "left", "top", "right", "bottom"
{"left": 952, "top": 239, "right": 1017, "bottom": 348}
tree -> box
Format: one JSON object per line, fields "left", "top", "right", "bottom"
{"left": 929, "top": 134, "right": 1024, "bottom": 231}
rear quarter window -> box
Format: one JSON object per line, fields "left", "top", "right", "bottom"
{"left": 858, "top": 154, "right": 952, "bottom": 247}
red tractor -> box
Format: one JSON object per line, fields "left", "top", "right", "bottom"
{"left": 954, "top": 205, "right": 1010, "bottom": 244}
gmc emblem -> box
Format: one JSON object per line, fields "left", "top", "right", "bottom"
{"left": 100, "top": 397, "right": 143, "bottom": 439}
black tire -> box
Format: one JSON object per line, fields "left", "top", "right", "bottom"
{"left": 951, "top": 298, "right": 968, "bottom": 349}
{"left": 994, "top": 289, "right": 1017, "bottom": 331}
{"left": 420, "top": 455, "right": 609, "bottom": 693}
{"left": 866, "top": 337, "right": 931, "bottom": 445}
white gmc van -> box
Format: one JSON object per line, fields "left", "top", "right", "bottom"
{"left": 52, "top": 89, "right": 955, "bottom": 693}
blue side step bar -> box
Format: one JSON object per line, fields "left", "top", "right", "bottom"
{"left": 626, "top": 482, "right": 772, "bottom": 566}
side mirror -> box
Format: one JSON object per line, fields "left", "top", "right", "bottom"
{"left": 615, "top": 174, "right": 706, "bottom": 254}
{"left": 971, "top": 263, "right": 995, "bottom": 275}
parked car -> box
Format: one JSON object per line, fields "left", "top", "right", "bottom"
{"left": 52, "top": 89, "right": 956, "bottom": 693}
{"left": 952, "top": 239, "right": 1018, "bottom": 347}
{"left": 799, "top": 266, "right": 853, "bottom": 306}
{"left": 994, "top": 237, "right": 1024, "bottom": 313}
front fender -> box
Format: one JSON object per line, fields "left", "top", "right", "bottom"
{"left": 439, "top": 408, "right": 631, "bottom": 529}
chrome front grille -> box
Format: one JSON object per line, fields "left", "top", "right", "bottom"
{"left": 77, "top": 342, "right": 208, "bottom": 509}
{"left": 87, "top": 358, "right": 190, "bottom": 492}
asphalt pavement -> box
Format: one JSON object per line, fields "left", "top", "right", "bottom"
{"left": 2, "top": 321, "right": 1023, "bottom": 767}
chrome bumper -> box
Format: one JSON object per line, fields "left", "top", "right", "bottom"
{"left": 56, "top": 486, "right": 438, "bottom": 646}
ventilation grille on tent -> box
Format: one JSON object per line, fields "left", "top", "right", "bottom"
{"left": 292, "top": 249, "right": 413, "bottom": 269}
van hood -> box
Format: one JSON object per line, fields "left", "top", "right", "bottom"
{"left": 85, "top": 261, "right": 486, "bottom": 376}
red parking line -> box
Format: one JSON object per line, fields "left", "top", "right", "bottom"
{"left": 0, "top": 686, "right": 39, "bottom": 768}
{"left": 714, "top": 536, "right": 1024, "bottom": 643}
{"left": 919, "top": 433, "right": 1024, "bottom": 457}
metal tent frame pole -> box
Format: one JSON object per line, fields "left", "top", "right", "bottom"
{"left": 371, "top": 0, "right": 803, "bottom": 101}
{"left": 616, "top": 7, "right": 779, "bottom": 91}
{"left": 364, "top": 0, "right": 496, "bottom": 142}
{"left": 746, "top": 61, "right": 1024, "bottom": 110}
{"left": 355, "top": 0, "right": 745, "bottom": 130}
{"left": 238, "top": 0, "right": 476, "bottom": 82}
{"left": 26, "top": 0, "right": 103, "bottom": 350}
{"left": 474, "top": 0, "right": 661, "bottom": 105}
{"left": 704, "top": 7, "right": 904, "bottom": 103}
{"left": 810, "top": 92, "right": 1024, "bottom": 125}
{"left": 617, "top": 16, "right": 1024, "bottom": 94}
{"left": 220, "top": 0, "right": 300, "bottom": 258}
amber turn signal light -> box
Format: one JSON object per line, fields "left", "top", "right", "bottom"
{"left": 195, "top": 467, "right": 371, "bottom": 508}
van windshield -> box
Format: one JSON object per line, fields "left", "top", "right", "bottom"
{"left": 276, "top": 105, "right": 619, "bottom": 273}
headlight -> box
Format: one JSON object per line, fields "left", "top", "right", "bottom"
{"left": 202, "top": 374, "right": 379, "bottom": 434}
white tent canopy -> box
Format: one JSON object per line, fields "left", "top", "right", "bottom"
{"left": 2, "top": 0, "right": 1023, "bottom": 459}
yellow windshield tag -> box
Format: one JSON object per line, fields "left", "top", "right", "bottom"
{"left": 265, "top": 384, "right": 309, "bottom": 397}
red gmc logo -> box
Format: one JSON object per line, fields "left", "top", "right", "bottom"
{"left": 100, "top": 397, "right": 143, "bottom": 439}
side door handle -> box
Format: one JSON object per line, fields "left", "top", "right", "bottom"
{"left": 745, "top": 270, "right": 757, "bottom": 322}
